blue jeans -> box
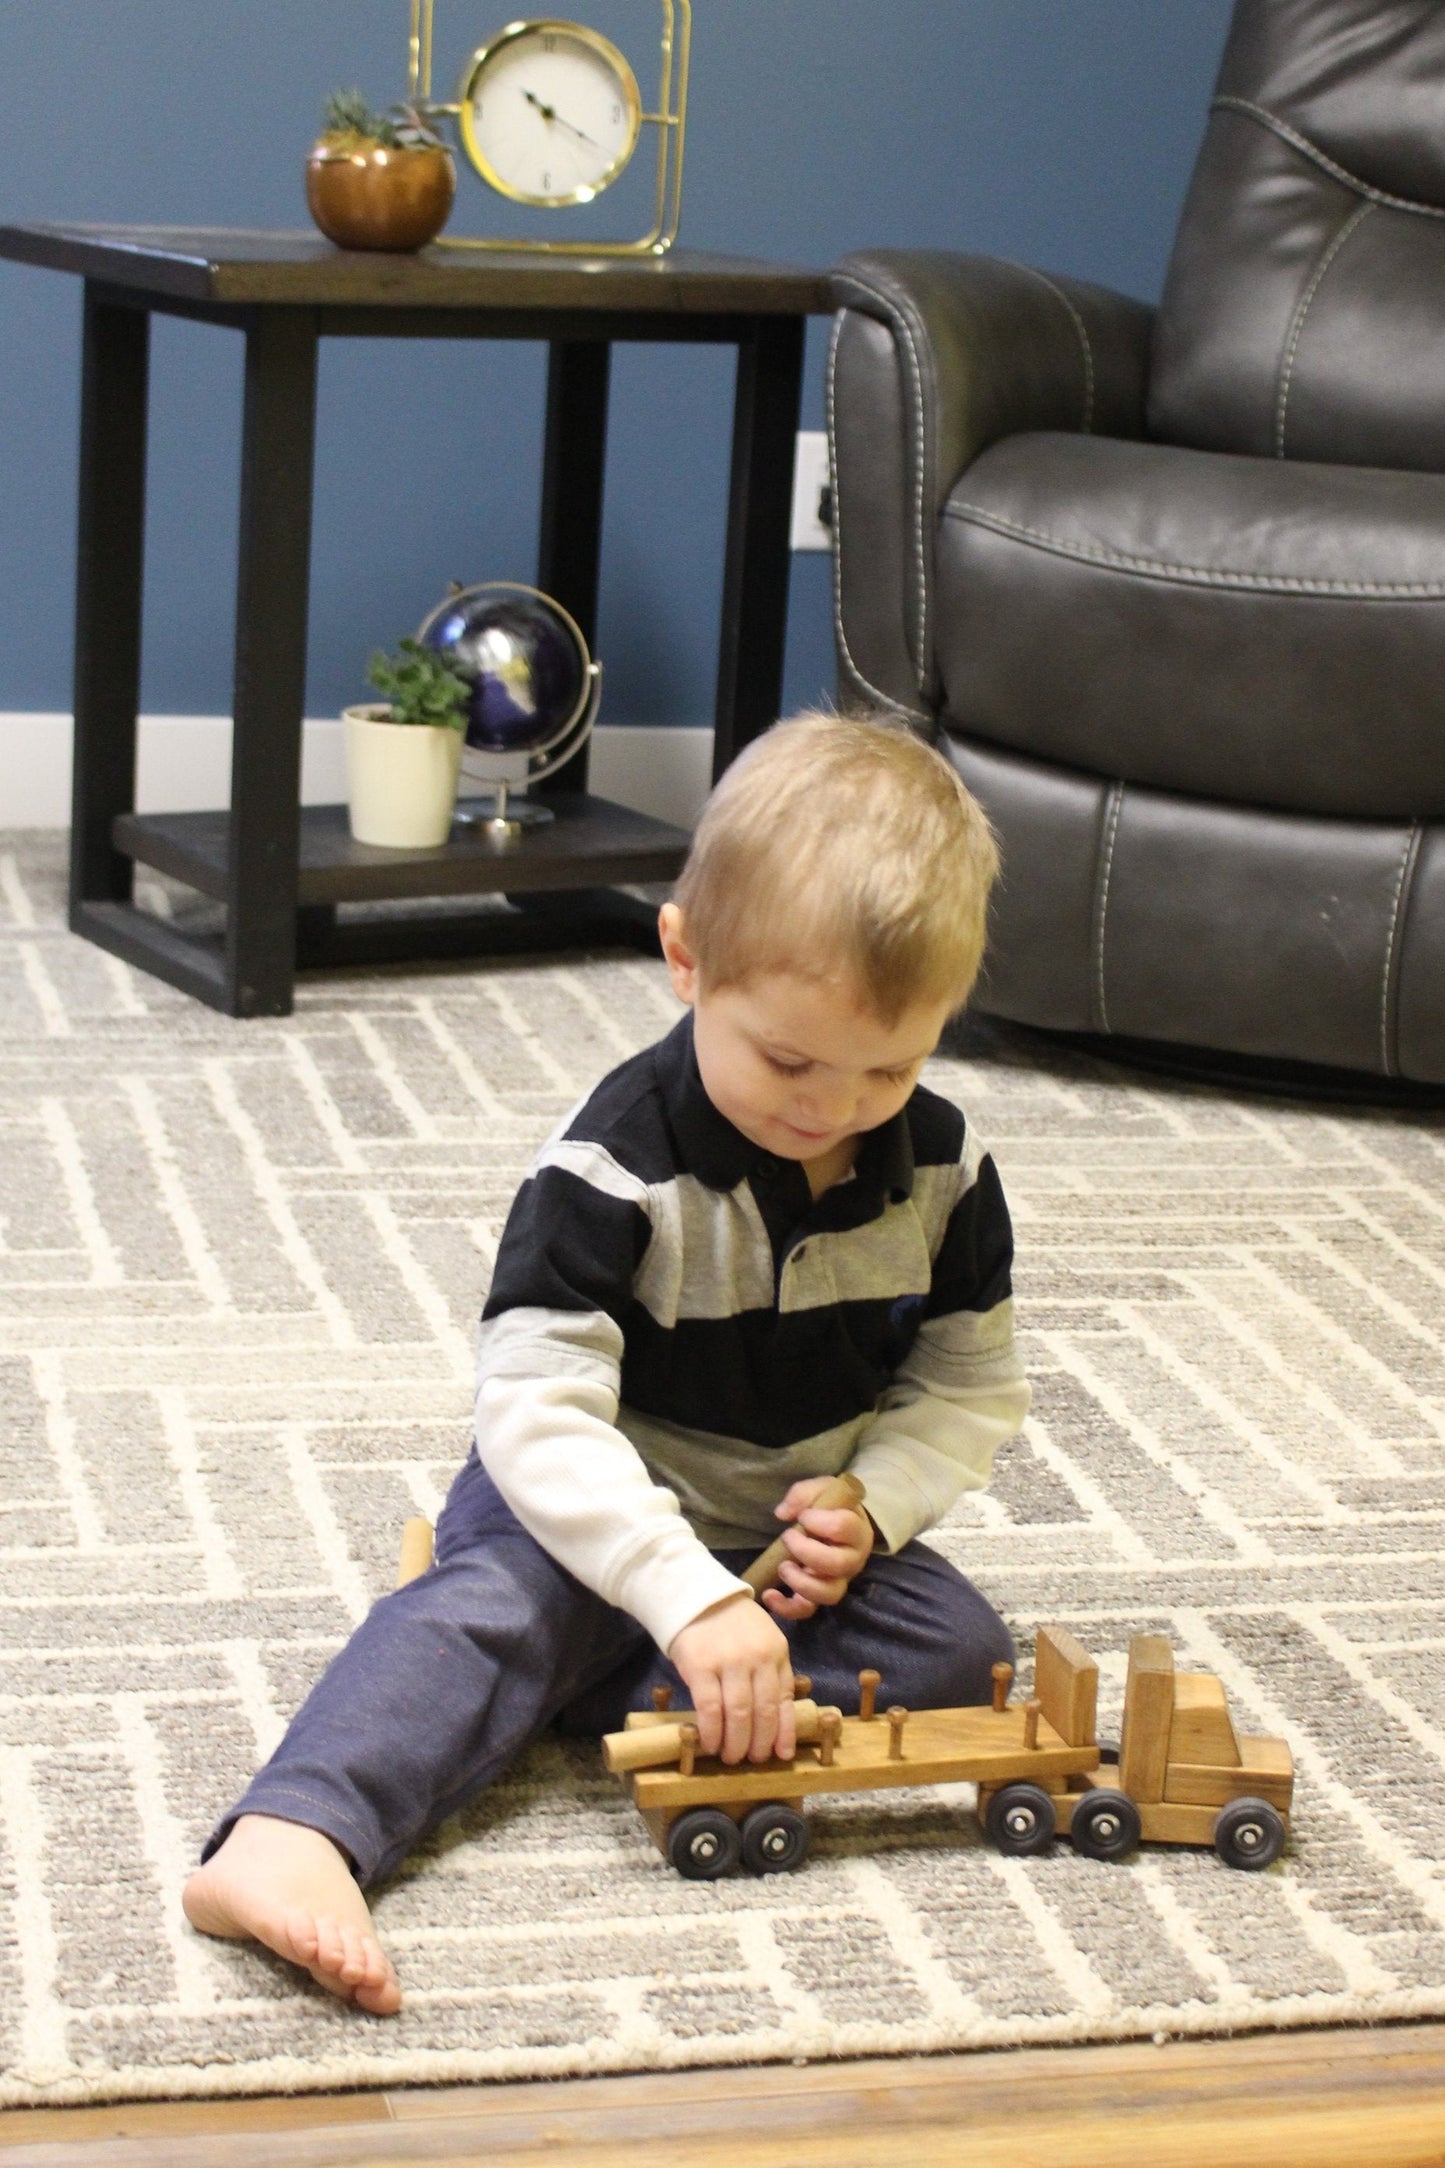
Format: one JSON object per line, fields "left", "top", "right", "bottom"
{"left": 207, "top": 1449, "right": 1015, "bottom": 1885}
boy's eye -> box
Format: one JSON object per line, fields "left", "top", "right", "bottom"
{"left": 764, "top": 1055, "right": 809, "bottom": 1077}
{"left": 878, "top": 1066, "right": 915, "bottom": 1086}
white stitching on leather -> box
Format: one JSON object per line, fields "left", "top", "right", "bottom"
{"left": 1016, "top": 265, "right": 1095, "bottom": 432}
{"left": 826, "top": 310, "right": 932, "bottom": 721}
{"left": 833, "top": 273, "right": 931, "bottom": 697}
{"left": 1275, "top": 200, "right": 1374, "bottom": 457}
{"left": 1094, "top": 783, "right": 1124, "bottom": 1035}
{"left": 1216, "top": 96, "right": 1445, "bottom": 222}
{"left": 1380, "top": 823, "right": 1422, "bottom": 1075}
{"left": 944, "top": 503, "right": 1445, "bottom": 597}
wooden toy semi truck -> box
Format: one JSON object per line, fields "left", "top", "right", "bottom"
{"left": 392, "top": 1493, "right": 1292, "bottom": 1884}
{"left": 602, "top": 1625, "right": 1294, "bottom": 1881}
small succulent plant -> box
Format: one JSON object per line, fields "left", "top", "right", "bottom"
{"left": 366, "top": 637, "right": 471, "bottom": 731}
{"left": 320, "top": 88, "right": 447, "bottom": 154}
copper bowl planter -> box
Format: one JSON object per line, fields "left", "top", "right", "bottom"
{"left": 305, "top": 143, "right": 456, "bottom": 252}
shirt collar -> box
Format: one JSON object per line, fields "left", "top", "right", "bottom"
{"left": 653, "top": 1013, "right": 916, "bottom": 1208}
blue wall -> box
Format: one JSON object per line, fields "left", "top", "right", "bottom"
{"left": 0, "top": 1, "right": 1232, "bottom": 730}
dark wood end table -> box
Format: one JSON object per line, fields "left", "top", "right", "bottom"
{"left": 0, "top": 225, "right": 832, "bottom": 1015}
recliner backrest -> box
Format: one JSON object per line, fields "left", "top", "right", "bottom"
{"left": 1148, "top": 0, "right": 1445, "bottom": 471}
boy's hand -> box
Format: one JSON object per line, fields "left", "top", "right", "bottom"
{"left": 760, "top": 1476, "right": 875, "bottom": 1622}
{"left": 668, "top": 1593, "right": 796, "bottom": 1764}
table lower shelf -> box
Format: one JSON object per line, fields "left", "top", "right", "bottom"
{"left": 113, "top": 792, "right": 691, "bottom": 905}
{"left": 86, "top": 793, "right": 690, "bottom": 1014}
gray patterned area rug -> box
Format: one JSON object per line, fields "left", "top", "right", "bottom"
{"left": 2, "top": 829, "right": 1445, "bottom": 2107}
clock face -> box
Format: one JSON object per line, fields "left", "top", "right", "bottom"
{"left": 460, "top": 21, "right": 642, "bottom": 207}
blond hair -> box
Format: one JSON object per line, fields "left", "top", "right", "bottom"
{"left": 673, "top": 711, "right": 998, "bottom": 1021}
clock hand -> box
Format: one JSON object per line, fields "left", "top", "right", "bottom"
{"left": 520, "top": 86, "right": 604, "bottom": 153}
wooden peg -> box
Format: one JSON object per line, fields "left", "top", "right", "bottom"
{"left": 741, "top": 1472, "right": 867, "bottom": 1596}
{"left": 818, "top": 1707, "right": 842, "bottom": 1767}
{"left": 395, "top": 1516, "right": 435, "bottom": 1589}
{"left": 887, "top": 1706, "right": 908, "bottom": 1760}
{"left": 1023, "top": 1698, "right": 1040, "bottom": 1751}
{"left": 991, "top": 1660, "right": 1013, "bottom": 1713}
{"left": 858, "top": 1668, "right": 881, "bottom": 1721}
{"left": 678, "top": 1722, "right": 699, "bottom": 1778}
{"left": 791, "top": 1674, "right": 812, "bottom": 1700}
{"left": 651, "top": 1685, "right": 674, "bottom": 1713}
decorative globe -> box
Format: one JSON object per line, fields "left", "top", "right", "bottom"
{"left": 416, "top": 583, "right": 591, "bottom": 756}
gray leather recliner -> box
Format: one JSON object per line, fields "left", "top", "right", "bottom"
{"left": 828, "top": 0, "right": 1445, "bottom": 1085}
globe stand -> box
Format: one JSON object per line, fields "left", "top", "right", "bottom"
{"left": 453, "top": 660, "right": 602, "bottom": 844}
{"left": 459, "top": 777, "right": 557, "bottom": 844}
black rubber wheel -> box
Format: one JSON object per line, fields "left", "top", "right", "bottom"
{"left": 985, "top": 1782, "right": 1057, "bottom": 1857}
{"left": 739, "top": 1802, "right": 811, "bottom": 1875}
{"left": 1213, "top": 1796, "right": 1286, "bottom": 1871}
{"left": 1070, "top": 1788, "right": 1141, "bottom": 1862}
{"left": 667, "top": 1808, "right": 742, "bottom": 1880}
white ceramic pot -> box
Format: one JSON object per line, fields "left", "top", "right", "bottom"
{"left": 343, "top": 704, "right": 463, "bottom": 848}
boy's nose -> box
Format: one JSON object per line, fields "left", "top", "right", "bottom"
{"left": 799, "top": 1075, "right": 856, "bottom": 1124}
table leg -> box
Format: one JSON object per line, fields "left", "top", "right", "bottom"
{"left": 225, "top": 309, "right": 319, "bottom": 1016}
{"left": 713, "top": 314, "right": 805, "bottom": 781}
{"left": 535, "top": 338, "right": 610, "bottom": 798}
{"left": 70, "top": 286, "right": 148, "bottom": 923}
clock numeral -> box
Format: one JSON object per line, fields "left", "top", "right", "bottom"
{"left": 542, "top": 170, "right": 552, "bottom": 192}
{"left": 611, "top": 101, "right": 621, "bottom": 124}
{"left": 543, "top": 31, "right": 556, "bottom": 51}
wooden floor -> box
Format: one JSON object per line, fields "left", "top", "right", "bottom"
{"left": 1, "top": 2022, "right": 1443, "bottom": 2166}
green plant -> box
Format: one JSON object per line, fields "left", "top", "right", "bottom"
{"left": 320, "top": 87, "right": 447, "bottom": 154}
{"left": 365, "top": 637, "right": 471, "bottom": 731}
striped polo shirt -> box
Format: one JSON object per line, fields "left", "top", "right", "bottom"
{"left": 473, "top": 1014, "right": 1029, "bottom": 1652}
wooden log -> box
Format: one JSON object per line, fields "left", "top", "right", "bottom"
{"left": 395, "top": 1516, "right": 434, "bottom": 1588}
{"left": 602, "top": 1699, "right": 825, "bottom": 1774}
{"left": 740, "top": 1472, "right": 866, "bottom": 1595}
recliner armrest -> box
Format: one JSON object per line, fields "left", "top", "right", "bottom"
{"left": 829, "top": 250, "right": 1154, "bottom": 712}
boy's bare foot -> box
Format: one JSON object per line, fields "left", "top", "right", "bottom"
{"left": 182, "top": 1814, "right": 402, "bottom": 2015}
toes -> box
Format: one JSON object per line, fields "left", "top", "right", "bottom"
{"left": 280, "top": 1906, "right": 322, "bottom": 1967}
{"left": 335, "top": 1922, "right": 371, "bottom": 1988}
{"left": 354, "top": 1955, "right": 403, "bottom": 2016}
{"left": 289, "top": 1910, "right": 398, "bottom": 2009}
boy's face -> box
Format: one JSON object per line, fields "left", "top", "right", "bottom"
{"left": 659, "top": 904, "right": 951, "bottom": 1179}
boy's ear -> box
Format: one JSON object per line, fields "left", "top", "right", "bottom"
{"left": 658, "top": 902, "right": 699, "bottom": 1006}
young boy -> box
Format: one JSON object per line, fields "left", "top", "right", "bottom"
{"left": 183, "top": 712, "right": 1030, "bottom": 2014}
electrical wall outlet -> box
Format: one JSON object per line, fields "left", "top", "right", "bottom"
{"left": 789, "top": 430, "right": 833, "bottom": 551}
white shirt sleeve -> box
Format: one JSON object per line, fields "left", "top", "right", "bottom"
{"left": 474, "top": 1305, "right": 750, "bottom": 1652}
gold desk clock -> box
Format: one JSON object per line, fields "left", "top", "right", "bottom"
{"left": 407, "top": 2, "right": 690, "bottom": 254}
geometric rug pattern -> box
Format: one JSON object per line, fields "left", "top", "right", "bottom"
{"left": 2, "top": 828, "right": 1444, "bottom": 2104}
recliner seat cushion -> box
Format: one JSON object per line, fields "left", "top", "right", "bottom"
{"left": 948, "top": 737, "right": 1444, "bottom": 1081}
{"left": 935, "top": 430, "right": 1445, "bottom": 820}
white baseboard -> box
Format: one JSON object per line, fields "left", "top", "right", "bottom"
{"left": 0, "top": 713, "right": 715, "bottom": 833}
